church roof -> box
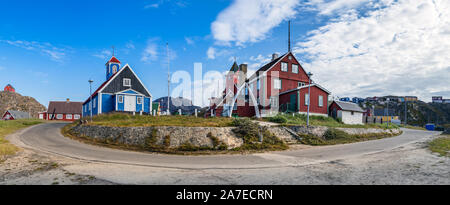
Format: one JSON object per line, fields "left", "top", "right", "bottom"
{"left": 107, "top": 56, "right": 121, "bottom": 64}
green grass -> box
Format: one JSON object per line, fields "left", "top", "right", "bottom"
{"left": 85, "top": 113, "right": 234, "bottom": 127}
{"left": 264, "top": 113, "right": 400, "bottom": 129}
{"left": 299, "top": 128, "right": 402, "bottom": 146}
{"left": 429, "top": 135, "right": 450, "bottom": 157}
{"left": 0, "top": 119, "right": 43, "bottom": 160}
{"left": 399, "top": 125, "right": 427, "bottom": 131}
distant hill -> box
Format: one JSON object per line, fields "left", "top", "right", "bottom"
{"left": 0, "top": 91, "right": 46, "bottom": 118}
{"left": 154, "top": 96, "right": 202, "bottom": 115}
{"left": 360, "top": 100, "right": 450, "bottom": 126}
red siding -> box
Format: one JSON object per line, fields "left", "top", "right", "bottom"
{"left": 279, "top": 86, "right": 329, "bottom": 115}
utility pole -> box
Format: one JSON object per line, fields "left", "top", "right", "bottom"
{"left": 404, "top": 98, "right": 407, "bottom": 125}
{"left": 88, "top": 79, "right": 94, "bottom": 122}
{"left": 307, "top": 72, "right": 313, "bottom": 127}
{"left": 166, "top": 43, "right": 171, "bottom": 115}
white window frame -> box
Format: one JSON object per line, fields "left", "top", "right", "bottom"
{"left": 281, "top": 62, "right": 288, "bottom": 72}
{"left": 305, "top": 94, "right": 310, "bottom": 106}
{"left": 66, "top": 114, "right": 73, "bottom": 120}
{"left": 292, "top": 64, "right": 299, "bottom": 74}
{"left": 56, "top": 114, "right": 63, "bottom": 120}
{"left": 123, "top": 78, "right": 131, "bottom": 87}
{"left": 319, "top": 95, "right": 324, "bottom": 107}
{"left": 93, "top": 98, "right": 96, "bottom": 108}
{"left": 298, "top": 82, "right": 305, "bottom": 87}
{"left": 118, "top": 95, "right": 124, "bottom": 103}
{"left": 274, "top": 79, "right": 282, "bottom": 90}
{"left": 74, "top": 114, "right": 81, "bottom": 120}
{"left": 137, "top": 96, "right": 143, "bottom": 104}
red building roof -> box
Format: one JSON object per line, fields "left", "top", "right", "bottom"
{"left": 107, "top": 56, "right": 121, "bottom": 64}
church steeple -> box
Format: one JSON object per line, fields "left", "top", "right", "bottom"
{"left": 106, "top": 56, "right": 121, "bottom": 80}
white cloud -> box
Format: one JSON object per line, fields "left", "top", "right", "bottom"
{"left": 185, "top": 37, "right": 195, "bottom": 45}
{"left": 0, "top": 40, "right": 67, "bottom": 62}
{"left": 93, "top": 50, "right": 112, "bottom": 59}
{"left": 207, "top": 47, "right": 216, "bottom": 59}
{"left": 294, "top": 0, "right": 450, "bottom": 101}
{"left": 141, "top": 40, "right": 159, "bottom": 63}
{"left": 144, "top": 3, "right": 159, "bottom": 9}
{"left": 211, "top": 0, "right": 300, "bottom": 45}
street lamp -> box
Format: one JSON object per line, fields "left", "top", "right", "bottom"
{"left": 307, "top": 72, "right": 313, "bottom": 127}
{"left": 88, "top": 79, "right": 94, "bottom": 122}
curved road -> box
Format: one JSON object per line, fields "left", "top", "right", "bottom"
{"left": 9, "top": 122, "right": 441, "bottom": 170}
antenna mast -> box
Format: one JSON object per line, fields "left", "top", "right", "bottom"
{"left": 288, "top": 20, "right": 291, "bottom": 52}
{"left": 167, "top": 43, "right": 171, "bottom": 115}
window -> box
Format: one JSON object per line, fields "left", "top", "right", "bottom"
{"left": 292, "top": 64, "right": 299, "bottom": 74}
{"left": 118, "top": 95, "right": 124, "bottom": 103}
{"left": 123, "top": 78, "right": 131, "bottom": 87}
{"left": 298, "top": 82, "right": 305, "bottom": 87}
{"left": 74, "top": 115, "right": 80, "bottom": 120}
{"left": 305, "top": 94, "right": 309, "bottom": 106}
{"left": 93, "top": 99, "right": 96, "bottom": 108}
{"left": 66, "top": 114, "right": 73, "bottom": 120}
{"left": 319, "top": 95, "right": 324, "bottom": 107}
{"left": 274, "top": 79, "right": 282, "bottom": 90}
{"left": 57, "top": 114, "right": 63, "bottom": 120}
{"left": 137, "top": 97, "right": 143, "bottom": 104}
{"left": 281, "top": 62, "right": 288, "bottom": 72}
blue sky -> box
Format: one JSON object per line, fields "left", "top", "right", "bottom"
{"left": 1, "top": 0, "right": 449, "bottom": 107}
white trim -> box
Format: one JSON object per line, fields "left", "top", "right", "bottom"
{"left": 248, "top": 52, "right": 290, "bottom": 80}
{"left": 279, "top": 84, "right": 332, "bottom": 95}
{"left": 98, "top": 64, "right": 153, "bottom": 97}
{"left": 115, "top": 88, "right": 145, "bottom": 96}
{"left": 123, "top": 78, "right": 131, "bottom": 87}
{"left": 99, "top": 93, "right": 102, "bottom": 114}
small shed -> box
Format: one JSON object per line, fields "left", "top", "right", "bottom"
{"left": 329, "top": 101, "right": 365, "bottom": 125}
{"left": 2, "top": 110, "right": 30, "bottom": 120}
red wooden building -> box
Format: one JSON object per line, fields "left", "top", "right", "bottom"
{"left": 210, "top": 52, "right": 330, "bottom": 118}
{"left": 4, "top": 84, "right": 15, "bottom": 93}
{"left": 42, "top": 100, "right": 83, "bottom": 121}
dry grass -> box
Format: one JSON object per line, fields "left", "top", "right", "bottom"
{"left": 85, "top": 113, "right": 234, "bottom": 127}
{"left": 0, "top": 119, "right": 43, "bottom": 160}
{"left": 429, "top": 135, "right": 450, "bottom": 157}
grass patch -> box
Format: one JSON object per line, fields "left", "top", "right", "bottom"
{"left": 0, "top": 119, "right": 43, "bottom": 160}
{"left": 231, "top": 118, "right": 288, "bottom": 151}
{"left": 85, "top": 113, "right": 234, "bottom": 127}
{"left": 400, "top": 125, "right": 427, "bottom": 131}
{"left": 265, "top": 113, "right": 399, "bottom": 129}
{"left": 300, "top": 128, "right": 402, "bottom": 146}
{"left": 429, "top": 135, "right": 450, "bottom": 157}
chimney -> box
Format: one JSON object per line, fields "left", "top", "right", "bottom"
{"left": 239, "top": 64, "right": 248, "bottom": 75}
{"left": 66, "top": 98, "right": 70, "bottom": 103}
{"left": 272, "top": 53, "right": 279, "bottom": 61}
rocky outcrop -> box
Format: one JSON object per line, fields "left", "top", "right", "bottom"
{"left": 71, "top": 125, "right": 244, "bottom": 149}
{"left": 287, "top": 125, "right": 402, "bottom": 138}
{"left": 0, "top": 91, "right": 46, "bottom": 118}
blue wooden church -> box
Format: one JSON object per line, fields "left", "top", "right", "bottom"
{"left": 82, "top": 56, "right": 153, "bottom": 117}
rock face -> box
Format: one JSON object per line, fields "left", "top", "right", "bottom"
{"left": 69, "top": 124, "right": 402, "bottom": 150}
{"left": 0, "top": 91, "right": 46, "bottom": 118}
{"left": 287, "top": 125, "right": 402, "bottom": 138}
{"left": 71, "top": 125, "right": 244, "bottom": 149}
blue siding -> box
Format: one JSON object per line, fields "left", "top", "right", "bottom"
{"left": 101, "top": 94, "right": 115, "bottom": 113}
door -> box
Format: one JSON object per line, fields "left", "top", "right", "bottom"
{"left": 124, "top": 95, "right": 136, "bottom": 112}
{"left": 290, "top": 94, "right": 297, "bottom": 112}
